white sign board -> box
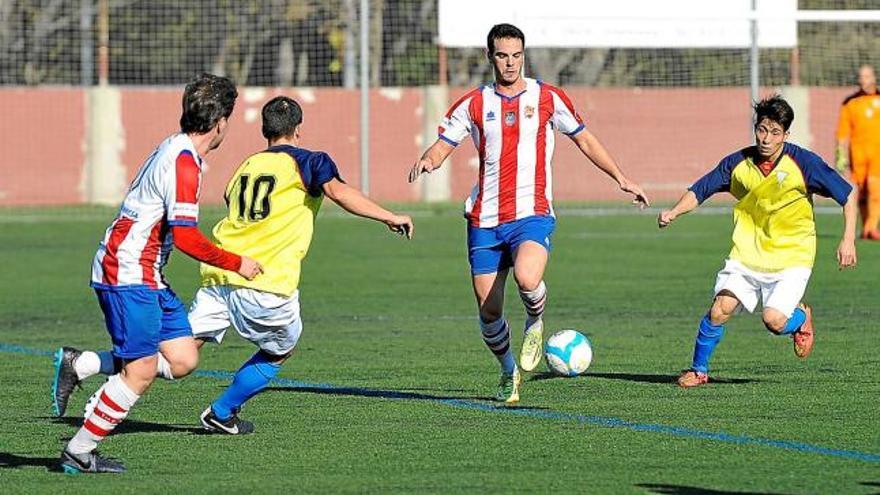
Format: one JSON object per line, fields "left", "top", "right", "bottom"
{"left": 438, "top": 0, "right": 797, "bottom": 48}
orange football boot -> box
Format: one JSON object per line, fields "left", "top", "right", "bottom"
{"left": 793, "top": 302, "right": 814, "bottom": 358}
{"left": 677, "top": 370, "right": 709, "bottom": 388}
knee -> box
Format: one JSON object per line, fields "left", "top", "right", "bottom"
{"left": 514, "top": 273, "right": 542, "bottom": 292}
{"left": 170, "top": 350, "right": 200, "bottom": 378}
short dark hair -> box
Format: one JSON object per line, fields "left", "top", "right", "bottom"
{"left": 754, "top": 94, "right": 794, "bottom": 131}
{"left": 487, "top": 23, "right": 525, "bottom": 53}
{"left": 261, "top": 96, "right": 303, "bottom": 141}
{"left": 179, "top": 73, "right": 238, "bottom": 134}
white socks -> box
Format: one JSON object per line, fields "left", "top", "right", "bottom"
{"left": 66, "top": 374, "right": 140, "bottom": 454}
{"left": 73, "top": 351, "right": 102, "bottom": 380}
{"left": 75, "top": 351, "right": 175, "bottom": 380}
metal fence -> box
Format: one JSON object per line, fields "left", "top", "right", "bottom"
{"left": 0, "top": 0, "right": 878, "bottom": 206}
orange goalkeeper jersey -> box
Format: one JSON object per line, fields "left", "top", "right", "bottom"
{"left": 837, "top": 89, "right": 880, "bottom": 148}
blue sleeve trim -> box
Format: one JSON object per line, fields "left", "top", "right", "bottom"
{"left": 688, "top": 150, "right": 741, "bottom": 203}
{"left": 90, "top": 282, "right": 156, "bottom": 292}
{"left": 786, "top": 143, "right": 853, "bottom": 206}
{"left": 564, "top": 123, "right": 586, "bottom": 137}
{"left": 167, "top": 220, "right": 198, "bottom": 227}
{"left": 438, "top": 134, "right": 460, "bottom": 146}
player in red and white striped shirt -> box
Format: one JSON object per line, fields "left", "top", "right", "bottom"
{"left": 409, "top": 24, "right": 649, "bottom": 402}
{"left": 56, "top": 74, "right": 262, "bottom": 474}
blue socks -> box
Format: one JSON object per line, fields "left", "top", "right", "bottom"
{"left": 691, "top": 315, "right": 725, "bottom": 374}
{"left": 212, "top": 352, "right": 282, "bottom": 421}
{"left": 778, "top": 307, "right": 806, "bottom": 335}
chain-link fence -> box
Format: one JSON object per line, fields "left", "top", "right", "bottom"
{"left": 0, "top": 0, "right": 878, "bottom": 206}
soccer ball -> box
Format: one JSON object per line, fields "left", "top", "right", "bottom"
{"left": 544, "top": 330, "right": 592, "bottom": 376}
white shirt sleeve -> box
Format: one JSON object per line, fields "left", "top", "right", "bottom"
{"left": 549, "top": 88, "right": 585, "bottom": 136}
{"left": 438, "top": 95, "right": 475, "bottom": 146}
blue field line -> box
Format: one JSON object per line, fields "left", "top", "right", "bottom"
{"left": 7, "top": 343, "right": 879, "bottom": 464}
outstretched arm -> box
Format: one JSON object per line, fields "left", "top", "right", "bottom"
{"left": 658, "top": 191, "right": 700, "bottom": 228}
{"left": 408, "top": 139, "right": 455, "bottom": 183}
{"left": 837, "top": 188, "right": 857, "bottom": 269}
{"left": 172, "top": 226, "right": 263, "bottom": 279}
{"left": 570, "top": 129, "right": 649, "bottom": 208}
{"left": 322, "top": 178, "right": 413, "bottom": 239}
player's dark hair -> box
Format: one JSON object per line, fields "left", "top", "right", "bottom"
{"left": 487, "top": 23, "right": 525, "bottom": 53}
{"left": 179, "top": 73, "right": 238, "bottom": 134}
{"left": 753, "top": 94, "right": 794, "bottom": 131}
{"left": 261, "top": 96, "right": 303, "bottom": 140}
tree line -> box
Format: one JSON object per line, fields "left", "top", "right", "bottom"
{"left": 0, "top": 0, "right": 877, "bottom": 87}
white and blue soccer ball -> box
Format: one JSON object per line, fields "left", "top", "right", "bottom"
{"left": 544, "top": 330, "right": 593, "bottom": 376}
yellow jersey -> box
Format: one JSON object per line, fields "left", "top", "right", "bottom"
{"left": 201, "top": 145, "right": 340, "bottom": 296}
{"left": 689, "top": 143, "right": 851, "bottom": 272}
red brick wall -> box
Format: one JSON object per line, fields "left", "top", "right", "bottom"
{"left": 0, "top": 86, "right": 853, "bottom": 206}
{"left": 0, "top": 89, "right": 85, "bottom": 205}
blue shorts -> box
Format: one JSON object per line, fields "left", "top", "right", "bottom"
{"left": 467, "top": 215, "right": 555, "bottom": 275}
{"left": 94, "top": 287, "right": 193, "bottom": 360}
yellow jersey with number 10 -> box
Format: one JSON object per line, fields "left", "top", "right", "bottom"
{"left": 200, "top": 145, "right": 340, "bottom": 296}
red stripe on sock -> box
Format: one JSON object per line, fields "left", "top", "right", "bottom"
{"left": 93, "top": 406, "right": 121, "bottom": 425}
{"left": 99, "top": 391, "right": 127, "bottom": 413}
{"left": 83, "top": 419, "right": 111, "bottom": 437}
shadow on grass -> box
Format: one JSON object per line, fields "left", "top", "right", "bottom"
{"left": 265, "top": 385, "right": 493, "bottom": 402}
{"left": 860, "top": 481, "right": 880, "bottom": 495}
{"left": 43, "top": 416, "right": 203, "bottom": 435}
{"left": 264, "top": 384, "right": 553, "bottom": 411}
{"left": 529, "top": 371, "right": 758, "bottom": 385}
{"left": 636, "top": 483, "right": 793, "bottom": 495}
{"left": 0, "top": 452, "right": 59, "bottom": 471}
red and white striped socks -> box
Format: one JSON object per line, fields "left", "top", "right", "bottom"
{"left": 66, "top": 374, "right": 140, "bottom": 454}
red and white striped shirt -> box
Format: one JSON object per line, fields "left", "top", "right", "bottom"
{"left": 91, "top": 133, "right": 203, "bottom": 290}
{"left": 439, "top": 78, "right": 585, "bottom": 228}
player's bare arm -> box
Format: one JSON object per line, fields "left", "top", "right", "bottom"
{"left": 658, "top": 190, "right": 699, "bottom": 228}
{"left": 322, "top": 178, "right": 414, "bottom": 239}
{"left": 838, "top": 188, "right": 858, "bottom": 269}
{"left": 408, "top": 139, "right": 455, "bottom": 183}
{"left": 570, "top": 128, "right": 650, "bottom": 208}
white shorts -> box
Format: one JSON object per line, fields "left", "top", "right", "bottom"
{"left": 713, "top": 259, "right": 811, "bottom": 317}
{"left": 189, "top": 286, "right": 303, "bottom": 356}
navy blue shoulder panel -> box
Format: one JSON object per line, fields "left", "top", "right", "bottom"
{"left": 784, "top": 143, "right": 852, "bottom": 206}
{"left": 266, "top": 145, "right": 342, "bottom": 197}
{"left": 688, "top": 148, "right": 745, "bottom": 204}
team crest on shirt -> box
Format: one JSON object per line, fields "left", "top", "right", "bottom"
{"left": 524, "top": 105, "right": 535, "bottom": 119}
{"left": 504, "top": 111, "right": 517, "bottom": 126}
{"left": 776, "top": 170, "right": 788, "bottom": 186}
{"left": 486, "top": 110, "right": 496, "bottom": 122}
